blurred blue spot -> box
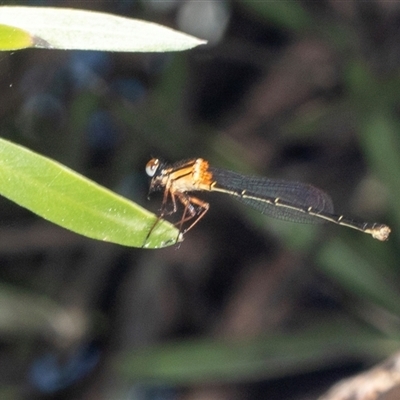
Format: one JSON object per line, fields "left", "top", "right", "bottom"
{"left": 68, "top": 51, "right": 113, "bottom": 90}
{"left": 115, "top": 171, "right": 148, "bottom": 202}
{"left": 111, "top": 78, "right": 147, "bottom": 103}
{"left": 144, "top": 53, "right": 173, "bottom": 76}
{"left": 115, "top": 0, "right": 137, "bottom": 14}
{"left": 86, "top": 110, "right": 119, "bottom": 152}
{"left": 22, "top": 93, "right": 64, "bottom": 120}
{"left": 18, "top": 93, "right": 65, "bottom": 137}
{"left": 29, "top": 342, "right": 101, "bottom": 393}
{"left": 25, "top": 0, "right": 48, "bottom": 4}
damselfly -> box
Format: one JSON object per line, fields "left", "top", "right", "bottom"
{"left": 146, "top": 158, "right": 390, "bottom": 242}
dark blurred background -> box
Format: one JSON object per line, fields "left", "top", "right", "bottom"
{"left": 0, "top": 1, "right": 399, "bottom": 399}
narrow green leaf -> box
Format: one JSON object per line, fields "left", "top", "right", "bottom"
{"left": 239, "top": 1, "right": 314, "bottom": 32}
{"left": 0, "top": 138, "right": 178, "bottom": 248}
{"left": 360, "top": 110, "right": 400, "bottom": 229}
{"left": 118, "top": 322, "right": 398, "bottom": 385}
{"left": 0, "top": 6, "right": 206, "bottom": 52}
{"left": 317, "top": 238, "right": 400, "bottom": 315}
{"left": 0, "top": 24, "right": 33, "bottom": 50}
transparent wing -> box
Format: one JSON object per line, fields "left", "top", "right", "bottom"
{"left": 210, "top": 168, "right": 334, "bottom": 224}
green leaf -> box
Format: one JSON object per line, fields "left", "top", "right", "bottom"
{"left": 317, "top": 238, "right": 400, "bottom": 315}
{"left": 118, "top": 322, "right": 398, "bottom": 384}
{"left": 360, "top": 110, "right": 400, "bottom": 229}
{"left": 0, "top": 6, "right": 206, "bottom": 52}
{"left": 0, "top": 138, "right": 179, "bottom": 249}
{"left": 0, "top": 24, "right": 33, "bottom": 50}
{"left": 239, "top": 1, "right": 314, "bottom": 32}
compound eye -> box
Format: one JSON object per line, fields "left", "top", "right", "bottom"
{"left": 145, "top": 158, "right": 160, "bottom": 177}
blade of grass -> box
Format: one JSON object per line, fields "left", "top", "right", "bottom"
{"left": 238, "top": 1, "right": 314, "bottom": 32}
{"left": 345, "top": 62, "right": 400, "bottom": 229}
{"left": 360, "top": 110, "right": 400, "bottom": 229}
{"left": 317, "top": 237, "right": 400, "bottom": 315}
{"left": 118, "top": 322, "right": 399, "bottom": 385}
